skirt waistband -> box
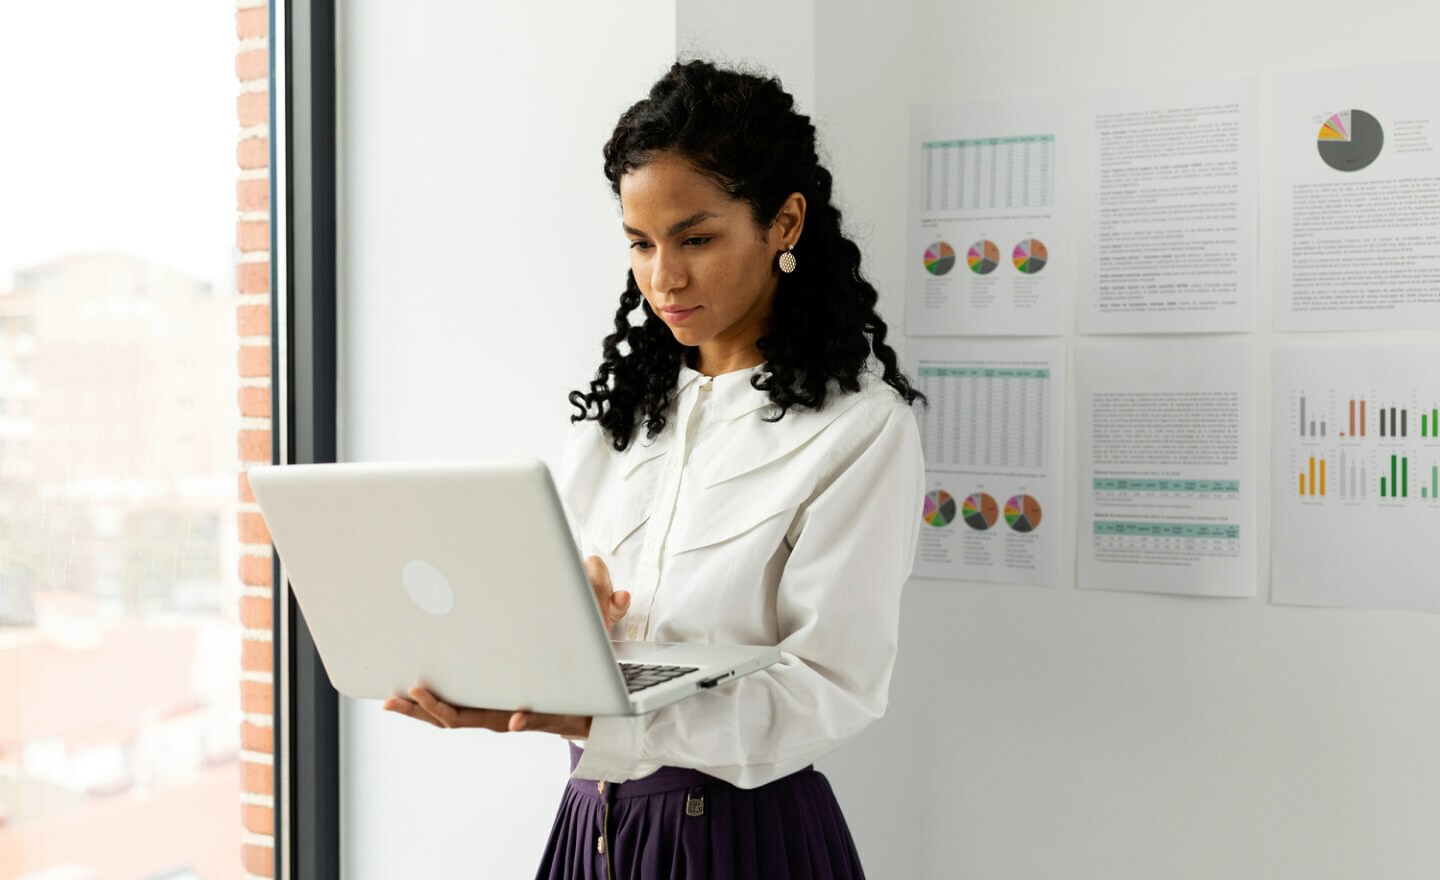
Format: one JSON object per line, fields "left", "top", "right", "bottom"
{"left": 566, "top": 742, "right": 813, "bottom": 801}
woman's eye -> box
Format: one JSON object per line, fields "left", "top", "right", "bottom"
{"left": 683, "top": 236, "right": 712, "bottom": 247}
{"left": 628, "top": 240, "right": 652, "bottom": 251}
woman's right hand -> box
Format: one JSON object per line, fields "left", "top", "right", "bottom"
{"left": 381, "top": 556, "right": 630, "bottom": 736}
{"left": 584, "top": 555, "right": 631, "bottom": 632}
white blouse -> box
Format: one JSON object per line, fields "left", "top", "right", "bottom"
{"left": 559, "top": 363, "right": 925, "bottom": 789}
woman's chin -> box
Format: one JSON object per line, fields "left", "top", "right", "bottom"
{"left": 666, "top": 328, "right": 707, "bottom": 348}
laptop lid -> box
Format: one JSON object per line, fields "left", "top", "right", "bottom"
{"left": 249, "top": 460, "right": 637, "bottom": 717}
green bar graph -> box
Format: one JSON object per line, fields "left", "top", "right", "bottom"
{"left": 1433, "top": 465, "right": 1438, "bottom": 500}
{"left": 1387, "top": 455, "right": 1412, "bottom": 498}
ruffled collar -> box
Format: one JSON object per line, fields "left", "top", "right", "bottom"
{"left": 676, "top": 364, "right": 775, "bottom": 422}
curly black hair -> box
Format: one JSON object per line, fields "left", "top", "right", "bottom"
{"left": 568, "top": 60, "right": 923, "bottom": 451}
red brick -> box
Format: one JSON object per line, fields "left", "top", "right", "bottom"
{"left": 243, "top": 803, "right": 275, "bottom": 836}
{"left": 239, "top": 471, "right": 256, "bottom": 503}
{"left": 237, "top": 7, "right": 269, "bottom": 40}
{"left": 237, "top": 49, "right": 268, "bottom": 82}
{"left": 242, "top": 722, "right": 275, "bottom": 756}
{"left": 242, "top": 841, "right": 276, "bottom": 877}
{"left": 241, "top": 680, "right": 274, "bottom": 715}
{"left": 237, "top": 220, "right": 270, "bottom": 255}
{"left": 240, "top": 556, "right": 273, "bottom": 588}
{"left": 238, "top": 138, "right": 269, "bottom": 172}
{"left": 239, "top": 511, "right": 272, "bottom": 545}
{"left": 242, "top": 639, "right": 274, "bottom": 674}
{"left": 240, "top": 596, "right": 272, "bottom": 629}
{"left": 239, "top": 344, "right": 271, "bottom": 378}
{"left": 239, "top": 384, "right": 271, "bottom": 418}
{"left": 242, "top": 844, "right": 275, "bottom": 877}
{"left": 238, "top": 178, "right": 270, "bottom": 213}
{"left": 239, "top": 429, "right": 270, "bottom": 463}
{"left": 242, "top": 847, "right": 275, "bottom": 878}
{"left": 237, "top": 91, "right": 269, "bottom": 129}
{"left": 241, "top": 757, "right": 275, "bottom": 796}
{"left": 237, "top": 302, "right": 270, "bottom": 336}
{"left": 237, "top": 261, "right": 270, "bottom": 295}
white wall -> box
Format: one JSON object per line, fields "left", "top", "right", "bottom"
{"left": 335, "top": 3, "right": 674, "bottom": 876}
{"left": 676, "top": 0, "right": 816, "bottom": 116}
{"left": 809, "top": 1, "right": 1440, "bottom": 878}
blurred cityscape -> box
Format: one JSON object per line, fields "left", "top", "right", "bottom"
{"left": 0, "top": 253, "right": 244, "bottom": 879}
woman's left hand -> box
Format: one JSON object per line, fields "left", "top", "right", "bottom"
{"left": 382, "top": 687, "right": 592, "bottom": 739}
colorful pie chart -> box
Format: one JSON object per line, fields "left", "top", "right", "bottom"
{"left": 967, "top": 239, "right": 999, "bottom": 275}
{"left": 1013, "top": 239, "right": 1048, "bottom": 274}
{"left": 1317, "top": 109, "right": 1383, "bottom": 172}
{"left": 1004, "top": 494, "right": 1043, "bottom": 533}
{"left": 962, "top": 492, "right": 999, "bottom": 531}
{"left": 924, "top": 241, "right": 957, "bottom": 276}
{"left": 923, "top": 490, "right": 958, "bottom": 527}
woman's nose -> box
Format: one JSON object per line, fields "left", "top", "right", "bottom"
{"left": 650, "top": 248, "right": 686, "bottom": 294}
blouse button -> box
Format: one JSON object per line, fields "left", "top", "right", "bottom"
{"left": 628, "top": 625, "right": 638, "bottom": 640}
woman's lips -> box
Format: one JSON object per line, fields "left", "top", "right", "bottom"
{"left": 661, "top": 306, "right": 700, "bottom": 322}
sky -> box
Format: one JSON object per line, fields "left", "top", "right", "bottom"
{"left": 0, "top": 1, "right": 240, "bottom": 292}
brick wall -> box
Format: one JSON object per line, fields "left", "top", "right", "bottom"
{"left": 235, "top": 0, "right": 275, "bottom": 877}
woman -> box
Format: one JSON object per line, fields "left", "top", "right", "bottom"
{"left": 384, "top": 60, "right": 925, "bottom": 878}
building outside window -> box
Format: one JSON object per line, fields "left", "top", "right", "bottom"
{"left": 0, "top": 2, "right": 274, "bottom": 877}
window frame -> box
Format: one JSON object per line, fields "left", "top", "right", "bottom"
{"left": 273, "top": 0, "right": 341, "bottom": 876}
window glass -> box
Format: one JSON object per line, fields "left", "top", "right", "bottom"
{"left": 0, "top": 3, "right": 253, "bottom": 877}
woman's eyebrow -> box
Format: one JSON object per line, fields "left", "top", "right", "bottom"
{"left": 622, "top": 211, "right": 718, "bottom": 239}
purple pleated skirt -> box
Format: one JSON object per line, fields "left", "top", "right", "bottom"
{"left": 533, "top": 743, "right": 866, "bottom": 879}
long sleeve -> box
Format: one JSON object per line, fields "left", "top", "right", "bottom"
{"left": 572, "top": 393, "right": 924, "bottom": 788}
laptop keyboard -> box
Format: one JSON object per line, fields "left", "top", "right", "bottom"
{"left": 619, "top": 662, "right": 700, "bottom": 693}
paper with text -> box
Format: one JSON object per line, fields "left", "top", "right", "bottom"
{"left": 1077, "top": 340, "right": 1256, "bottom": 597}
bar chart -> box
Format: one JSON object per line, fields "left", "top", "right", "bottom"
{"left": 1297, "top": 394, "right": 1328, "bottom": 438}
{"left": 1336, "top": 449, "right": 1368, "bottom": 499}
{"left": 1295, "top": 391, "right": 1440, "bottom": 441}
{"left": 1380, "top": 454, "right": 1409, "bottom": 498}
{"left": 1288, "top": 451, "right": 1440, "bottom": 501}
{"left": 1339, "top": 398, "right": 1367, "bottom": 438}
{"left": 1378, "top": 406, "right": 1407, "bottom": 438}
{"left": 1273, "top": 345, "right": 1440, "bottom": 613}
{"left": 1297, "top": 455, "right": 1327, "bottom": 496}
{"left": 1423, "top": 408, "right": 1440, "bottom": 438}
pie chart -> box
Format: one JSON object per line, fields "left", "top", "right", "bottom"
{"left": 1004, "top": 494, "right": 1043, "bottom": 533}
{"left": 962, "top": 492, "right": 999, "bottom": 531}
{"left": 923, "top": 489, "right": 958, "bottom": 527}
{"left": 1318, "top": 109, "right": 1383, "bottom": 172}
{"left": 1013, "top": 239, "right": 1048, "bottom": 274}
{"left": 967, "top": 239, "right": 999, "bottom": 275}
{"left": 924, "top": 241, "right": 957, "bottom": 276}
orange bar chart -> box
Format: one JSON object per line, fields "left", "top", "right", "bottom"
{"left": 1298, "top": 456, "right": 1327, "bottom": 496}
{"left": 1342, "top": 398, "right": 1368, "bottom": 437}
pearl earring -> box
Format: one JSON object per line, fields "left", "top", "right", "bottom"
{"left": 778, "top": 245, "right": 797, "bottom": 274}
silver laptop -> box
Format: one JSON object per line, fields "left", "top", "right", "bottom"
{"left": 248, "top": 460, "right": 780, "bottom": 716}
